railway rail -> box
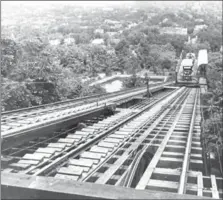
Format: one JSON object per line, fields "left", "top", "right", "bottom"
{"left": 1, "top": 82, "right": 163, "bottom": 119}
{"left": 1, "top": 83, "right": 222, "bottom": 199}
{"left": 1, "top": 87, "right": 176, "bottom": 173}
{"left": 1, "top": 82, "right": 171, "bottom": 139}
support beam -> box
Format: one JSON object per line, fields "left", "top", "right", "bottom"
{"left": 1, "top": 172, "right": 208, "bottom": 199}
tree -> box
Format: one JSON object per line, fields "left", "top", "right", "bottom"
{"left": 161, "top": 58, "right": 172, "bottom": 75}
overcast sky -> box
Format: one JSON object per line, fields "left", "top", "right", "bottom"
{"left": 2, "top": 1, "right": 222, "bottom": 13}
{"left": 2, "top": 1, "right": 134, "bottom": 8}
{"left": 1, "top": 1, "right": 205, "bottom": 9}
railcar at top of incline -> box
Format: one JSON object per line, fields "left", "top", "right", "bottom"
{"left": 176, "top": 55, "right": 198, "bottom": 85}
{"left": 176, "top": 49, "right": 208, "bottom": 86}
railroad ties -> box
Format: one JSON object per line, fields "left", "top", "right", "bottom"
{"left": 3, "top": 109, "right": 135, "bottom": 174}
{"left": 1, "top": 84, "right": 222, "bottom": 199}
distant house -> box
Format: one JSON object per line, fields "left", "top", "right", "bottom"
{"left": 64, "top": 37, "right": 75, "bottom": 45}
{"left": 104, "top": 19, "right": 120, "bottom": 25}
{"left": 195, "top": 18, "right": 204, "bottom": 23}
{"left": 160, "top": 27, "right": 187, "bottom": 36}
{"left": 193, "top": 24, "right": 208, "bottom": 35}
{"left": 49, "top": 39, "right": 60, "bottom": 46}
{"left": 91, "top": 39, "right": 104, "bottom": 45}
{"left": 127, "top": 23, "right": 137, "bottom": 29}
{"left": 94, "top": 29, "right": 104, "bottom": 34}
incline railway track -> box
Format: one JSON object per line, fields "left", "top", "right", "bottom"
{"left": 1, "top": 82, "right": 163, "bottom": 120}
{"left": 1, "top": 84, "right": 222, "bottom": 199}
{"left": 1, "top": 82, "right": 171, "bottom": 138}
{"left": 1, "top": 86, "right": 176, "bottom": 173}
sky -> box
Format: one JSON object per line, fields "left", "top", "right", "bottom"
{"left": 2, "top": 1, "right": 134, "bottom": 8}
{"left": 2, "top": 1, "right": 222, "bottom": 13}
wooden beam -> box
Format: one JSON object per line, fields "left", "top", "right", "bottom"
{"left": 211, "top": 175, "right": 220, "bottom": 199}
{"left": 1, "top": 172, "right": 208, "bottom": 199}
{"left": 197, "top": 172, "right": 203, "bottom": 197}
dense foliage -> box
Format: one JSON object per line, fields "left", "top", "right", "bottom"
{"left": 1, "top": 3, "right": 222, "bottom": 113}
{"left": 201, "top": 52, "right": 223, "bottom": 175}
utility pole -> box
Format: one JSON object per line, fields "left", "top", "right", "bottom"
{"left": 145, "top": 73, "right": 152, "bottom": 98}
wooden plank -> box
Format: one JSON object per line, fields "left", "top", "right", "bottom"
{"left": 10, "top": 163, "right": 31, "bottom": 170}
{"left": 147, "top": 179, "right": 178, "bottom": 189}
{"left": 34, "top": 152, "right": 52, "bottom": 158}
{"left": 153, "top": 168, "right": 181, "bottom": 176}
{"left": 66, "top": 134, "right": 83, "bottom": 140}
{"left": 103, "top": 138, "right": 121, "bottom": 144}
{"left": 69, "top": 159, "right": 93, "bottom": 168}
{"left": 192, "top": 141, "right": 201, "bottom": 146}
{"left": 115, "top": 131, "right": 130, "bottom": 136}
{"left": 81, "top": 128, "right": 96, "bottom": 133}
{"left": 80, "top": 158, "right": 99, "bottom": 165}
{"left": 73, "top": 131, "right": 89, "bottom": 136}
{"left": 211, "top": 175, "right": 219, "bottom": 199}
{"left": 168, "top": 139, "right": 186, "bottom": 144}
{"left": 190, "top": 159, "right": 203, "bottom": 164}
{"left": 109, "top": 134, "right": 127, "bottom": 139}
{"left": 190, "top": 153, "right": 202, "bottom": 159}
{"left": 90, "top": 146, "right": 110, "bottom": 154}
{"left": 159, "top": 157, "right": 183, "bottom": 162}
{"left": 18, "top": 160, "right": 40, "bottom": 165}
{"left": 162, "top": 152, "right": 184, "bottom": 156}
{"left": 97, "top": 142, "right": 116, "bottom": 149}
{"left": 36, "top": 147, "right": 59, "bottom": 154}
{"left": 92, "top": 124, "right": 106, "bottom": 128}
{"left": 80, "top": 152, "right": 103, "bottom": 161}
{"left": 23, "top": 153, "right": 45, "bottom": 161}
{"left": 55, "top": 174, "right": 79, "bottom": 181}
{"left": 57, "top": 138, "right": 76, "bottom": 144}
{"left": 47, "top": 143, "right": 66, "bottom": 149}
{"left": 197, "top": 172, "right": 203, "bottom": 197}
{"left": 57, "top": 167, "right": 83, "bottom": 176}
{"left": 68, "top": 165, "right": 89, "bottom": 172}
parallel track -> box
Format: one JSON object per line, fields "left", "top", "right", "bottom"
{"left": 1, "top": 82, "right": 171, "bottom": 137}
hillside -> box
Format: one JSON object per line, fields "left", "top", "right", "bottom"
{"left": 1, "top": 1, "right": 222, "bottom": 111}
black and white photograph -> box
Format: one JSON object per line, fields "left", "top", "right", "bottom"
{"left": 1, "top": 1, "right": 222, "bottom": 199}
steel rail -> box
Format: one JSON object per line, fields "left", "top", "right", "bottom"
{"left": 2, "top": 83, "right": 163, "bottom": 116}
{"left": 136, "top": 89, "right": 190, "bottom": 190}
{"left": 32, "top": 87, "right": 179, "bottom": 176}
{"left": 1, "top": 82, "right": 170, "bottom": 130}
{"left": 82, "top": 88, "right": 189, "bottom": 184}
{"left": 178, "top": 88, "right": 199, "bottom": 194}
{"left": 123, "top": 93, "right": 187, "bottom": 188}
{"left": 117, "top": 89, "right": 190, "bottom": 187}
{"left": 1, "top": 83, "right": 172, "bottom": 138}
{"left": 81, "top": 88, "right": 187, "bottom": 182}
